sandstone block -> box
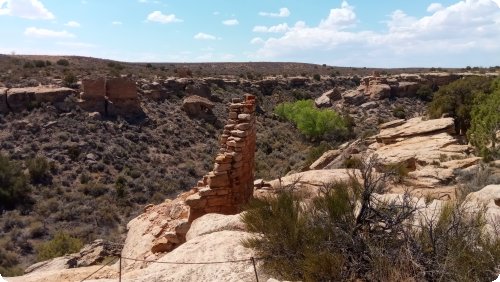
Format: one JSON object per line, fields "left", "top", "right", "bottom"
{"left": 106, "top": 78, "right": 137, "bottom": 100}
{"left": 231, "top": 130, "right": 247, "bottom": 138}
{"left": 235, "top": 123, "right": 251, "bottom": 130}
{"left": 207, "top": 196, "right": 229, "bottom": 206}
{"left": 208, "top": 173, "right": 229, "bottom": 188}
{"left": 238, "top": 114, "right": 252, "bottom": 121}
{"left": 82, "top": 78, "right": 106, "bottom": 99}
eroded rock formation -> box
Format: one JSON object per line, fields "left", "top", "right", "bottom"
{"left": 186, "top": 94, "right": 257, "bottom": 221}
{"left": 0, "top": 86, "right": 76, "bottom": 113}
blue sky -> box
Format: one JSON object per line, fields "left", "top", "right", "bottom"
{"left": 0, "top": 0, "right": 499, "bottom": 67}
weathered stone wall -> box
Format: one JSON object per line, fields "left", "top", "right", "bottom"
{"left": 81, "top": 78, "right": 142, "bottom": 117}
{"left": 82, "top": 78, "right": 106, "bottom": 99}
{"left": 106, "top": 78, "right": 137, "bottom": 100}
{"left": 186, "top": 94, "right": 256, "bottom": 221}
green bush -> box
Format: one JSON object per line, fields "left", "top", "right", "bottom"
{"left": 392, "top": 106, "right": 406, "bottom": 119}
{"left": 428, "top": 76, "right": 493, "bottom": 134}
{"left": 416, "top": 84, "right": 433, "bottom": 101}
{"left": 467, "top": 78, "right": 500, "bottom": 160}
{"left": 312, "top": 74, "right": 321, "bottom": 81}
{"left": 0, "top": 154, "right": 30, "bottom": 210}
{"left": 274, "top": 100, "right": 346, "bottom": 140}
{"left": 37, "top": 232, "right": 83, "bottom": 261}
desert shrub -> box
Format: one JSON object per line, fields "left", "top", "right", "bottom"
{"left": 80, "top": 182, "right": 108, "bottom": 197}
{"left": 36, "top": 232, "right": 83, "bottom": 261}
{"left": 56, "top": 59, "right": 70, "bottom": 66}
{"left": 304, "top": 142, "right": 332, "bottom": 166}
{"left": 243, "top": 155, "right": 500, "bottom": 281}
{"left": 416, "top": 84, "right": 433, "bottom": 101}
{"left": 313, "top": 74, "right": 321, "bottom": 81}
{"left": 428, "top": 76, "right": 493, "bottom": 134}
{"left": 115, "top": 175, "right": 127, "bottom": 198}
{"left": 274, "top": 100, "right": 346, "bottom": 140}
{"left": 0, "top": 248, "right": 23, "bottom": 276}
{"left": 0, "top": 154, "right": 30, "bottom": 210}
{"left": 23, "top": 61, "right": 34, "bottom": 68}
{"left": 27, "top": 156, "right": 50, "bottom": 185}
{"left": 291, "top": 89, "right": 312, "bottom": 100}
{"left": 392, "top": 106, "right": 406, "bottom": 119}
{"left": 467, "top": 78, "right": 500, "bottom": 160}
{"left": 33, "top": 60, "right": 46, "bottom": 68}
{"left": 63, "top": 73, "right": 78, "bottom": 88}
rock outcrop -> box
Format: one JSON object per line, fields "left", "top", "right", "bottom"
{"left": 186, "top": 94, "right": 256, "bottom": 221}
{"left": 375, "top": 117, "right": 455, "bottom": 144}
{"left": 0, "top": 86, "right": 76, "bottom": 113}
{"left": 181, "top": 95, "right": 215, "bottom": 117}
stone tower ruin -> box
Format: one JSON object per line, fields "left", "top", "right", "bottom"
{"left": 186, "top": 94, "right": 256, "bottom": 221}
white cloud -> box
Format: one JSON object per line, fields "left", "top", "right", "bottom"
{"left": 112, "top": 21, "right": 122, "bottom": 25}
{"left": 250, "top": 37, "right": 264, "bottom": 44}
{"left": 0, "top": 0, "right": 54, "bottom": 20}
{"left": 253, "top": 23, "right": 290, "bottom": 33}
{"left": 259, "top": 7, "right": 290, "bottom": 18}
{"left": 222, "top": 19, "right": 239, "bottom": 26}
{"left": 146, "top": 11, "right": 182, "bottom": 23}
{"left": 24, "top": 27, "right": 75, "bottom": 38}
{"left": 213, "top": 11, "right": 220, "bottom": 16}
{"left": 427, "top": 3, "right": 444, "bottom": 12}
{"left": 253, "top": 0, "right": 500, "bottom": 67}
{"left": 64, "top": 21, "right": 80, "bottom": 28}
{"left": 319, "top": 1, "right": 356, "bottom": 29}
{"left": 194, "top": 32, "right": 216, "bottom": 40}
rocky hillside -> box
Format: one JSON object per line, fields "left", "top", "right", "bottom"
{"left": 0, "top": 56, "right": 498, "bottom": 279}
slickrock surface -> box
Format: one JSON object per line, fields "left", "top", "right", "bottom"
{"left": 376, "top": 117, "right": 455, "bottom": 144}
{"left": 263, "top": 169, "right": 354, "bottom": 198}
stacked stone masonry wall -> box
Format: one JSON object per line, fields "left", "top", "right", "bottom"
{"left": 186, "top": 94, "right": 256, "bottom": 221}
{"left": 81, "top": 78, "right": 142, "bottom": 116}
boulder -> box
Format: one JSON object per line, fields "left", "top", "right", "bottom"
{"left": 181, "top": 95, "right": 215, "bottom": 117}
{"left": 465, "top": 185, "right": 500, "bottom": 221}
{"left": 366, "top": 83, "right": 391, "bottom": 100}
{"left": 314, "top": 93, "right": 332, "bottom": 108}
{"left": 396, "top": 81, "right": 420, "bottom": 97}
{"left": 342, "top": 90, "right": 366, "bottom": 106}
{"left": 309, "top": 150, "right": 341, "bottom": 170}
{"left": 376, "top": 117, "right": 455, "bottom": 144}
{"left": 289, "top": 77, "right": 309, "bottom": 87}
